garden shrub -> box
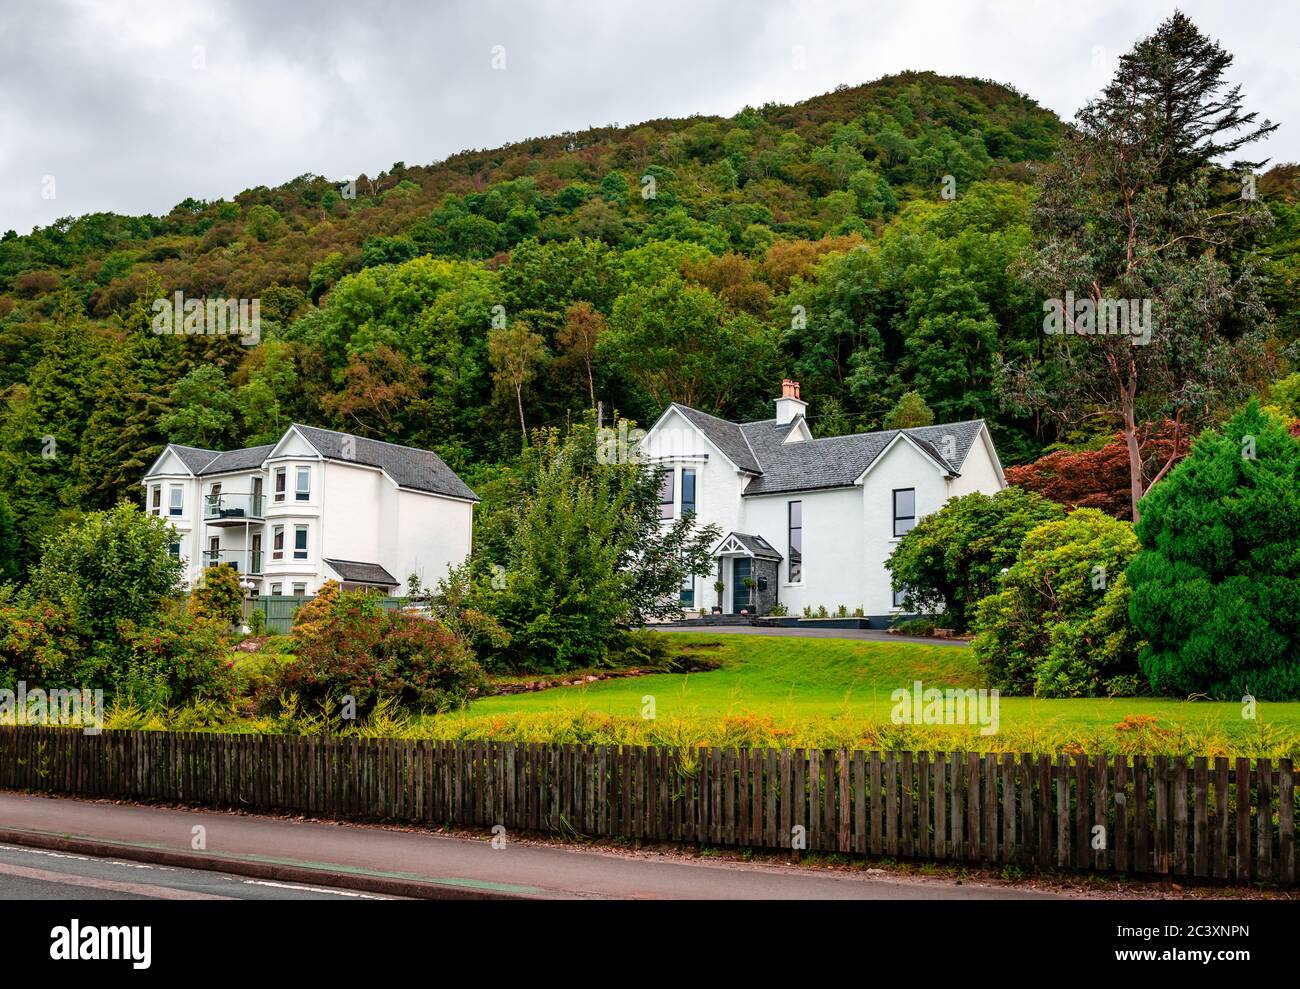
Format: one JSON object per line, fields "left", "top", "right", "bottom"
{"left": 290, "top": 579, "right": 338, "bottom": 633}
{"left": 190, "top": 564, "right": 243, "bottom": 627}
{"left": 972, "top": 508, "right": 1142, "bottom": 696}
{"left": 886, "top": 487, "right": 1065, "bottom": 632}
{"left": 277, "top": 591, "right": 486, "bottom": 715}
{"left": 28, "top": 502, "right": 182, "bottom": 641}
{"left": 1128, "top": 401, "right": 1300, "bottom": 699}
{"left": 115, "top": 606, "right": 235, "bottom": 707}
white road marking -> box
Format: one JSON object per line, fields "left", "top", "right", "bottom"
{"left": 234, "top": 878, "right": 392, "bottom": 899}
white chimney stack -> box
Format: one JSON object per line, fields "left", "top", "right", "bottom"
{"left": 774, "top": 378, "right": 807, "bottom": 425}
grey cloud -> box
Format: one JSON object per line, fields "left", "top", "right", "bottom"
{"left": 1, "top": 0, "right": 1294, "bottom": 234}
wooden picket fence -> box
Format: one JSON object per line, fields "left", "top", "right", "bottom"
{"left": 0, "top": 728, "right": 1294, "bottom": 883}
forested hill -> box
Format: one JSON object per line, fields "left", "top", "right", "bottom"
{"left": 1, "top": 72, "right": 1058, "bottom": 307}
{"left": 0, "top": 70, "right": 1294, "bottom": 573}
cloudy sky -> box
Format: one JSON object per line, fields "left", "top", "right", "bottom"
{"left": 1, "top": 0, "right": 1295, "bottom": 235}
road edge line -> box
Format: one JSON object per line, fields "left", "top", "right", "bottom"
{"left": 0, "top": 827, "right": 539, "bottom": 900}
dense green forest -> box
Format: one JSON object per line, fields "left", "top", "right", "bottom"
{"left": 1, "top": 69, "right": 1297, "bottom": 576}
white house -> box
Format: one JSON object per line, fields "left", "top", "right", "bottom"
{"left": 638, "top": 380, "right": 1006, "bottom": 625}
{"left": 141, "top": 424, "right": 477, "bottom": 597}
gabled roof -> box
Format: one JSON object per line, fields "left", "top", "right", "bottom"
{"left": 146, "top": 427, "right": 478, "bottom": 502}
{"left": 324, "top": 559, "right": 399, "bottom": 586}
{"left": 667, "top": 404, "right": 762, "bottom": 474}
{"left": 663, "top": 403, "right": 987, "bottom": 497}
{"left": 290, "top": 424, "right": 478, "bottom": 502}
{"left": 714, "top": 531, "right": 783, "bottom": 561}
{"left": 200, "top": 445, "right": 277, "bottom": 475}
{"left": 167, "top": 444, "right": 221, "bottom": 474}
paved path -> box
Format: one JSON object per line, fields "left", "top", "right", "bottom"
{"left": 0, "top": 792, "right": 1064, "bottom": 900}
{"left": 649, "top": 624, "right": 970, "bottom": 647}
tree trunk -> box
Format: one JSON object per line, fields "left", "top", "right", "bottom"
{"left": 515, "top": 383, "right": 526, "bottom": 439}
{"left": 586, "top": 359, "right": 595, "bottom": 409}
{"left": 1123, "top": 400, "right": 1144, "bottom": 525}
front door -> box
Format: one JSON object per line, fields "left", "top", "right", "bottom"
{"left": 732, "top": 557, "right": 752, "bottom": 613}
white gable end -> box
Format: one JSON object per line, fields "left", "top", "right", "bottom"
{"left": 144, "top": 447, "right": 200, "bottom": 479}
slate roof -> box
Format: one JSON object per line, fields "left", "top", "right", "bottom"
{"left": 290, "top": 424, "right": 478, "bottom": 502}
{"left": 724, "top": 532, "right": 783, "bottom": 560}
{"left": 668, "top": 404, "right": 762, "bottom": 474}
{"left": 167, "top": 444, "right": 221, "bottom": 473}
{"left": 154, "top": 428, "right": 478, "bottom": 502}
{"left": 199, "top": 445, "right": 277, "bottom": 475}
{"left": 666, "top": 404, "right": 986, "bottom": 497}
{"left": 323, "top": 559, "right": 399, "bottom": 586}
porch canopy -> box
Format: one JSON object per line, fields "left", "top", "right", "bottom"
{"left": 711, "top": 532, "right": 782, "bottom": 615}
{"left": 712, "top": 532, "right": 782, "bottom": 562}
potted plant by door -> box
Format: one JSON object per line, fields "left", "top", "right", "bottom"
{"left": 712, "top": 580, "right": 725, "bottom": 614}
{"left": 743, "top": 576, "right": 756, "bottom": 613}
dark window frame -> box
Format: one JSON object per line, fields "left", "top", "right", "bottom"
{"left": 680, "top": 468, "right": 696, "bottom": 516}
{"left": 788, "top": 500, "right": 802, "bottom": 583}
{"left": 658, "top": 470, "right": 675, "bottom": 520}
{"left": 893, "top": 488, "right": 916, "bottom": 538}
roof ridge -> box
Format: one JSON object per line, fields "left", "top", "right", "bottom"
{"left": 291, "top": 422, "right": 450, "bottom": 460}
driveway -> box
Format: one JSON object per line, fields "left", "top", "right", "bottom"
{"left": 647, "top": 624, "right": 970, "bottom": 647}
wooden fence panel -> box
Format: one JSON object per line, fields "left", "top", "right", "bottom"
{"left": 0, "top": 727, "right": 1294, "bottom": 884}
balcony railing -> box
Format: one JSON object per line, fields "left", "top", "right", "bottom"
{"left": 200, "top": 550, "right": 263, "bottom": 574}
{"left": 203, "top": 493, "right": 265, "bottom": 522}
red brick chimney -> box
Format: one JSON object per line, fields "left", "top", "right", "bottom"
{"left": 775, "top": 379, "right": 807, "bottom": 425}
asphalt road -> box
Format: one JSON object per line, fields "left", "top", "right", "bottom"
{"left": 0, "top": 841, "right": 398, "bottom": 900}
{"left": 0, "top": 792, "right": 1066, "bottom": 900}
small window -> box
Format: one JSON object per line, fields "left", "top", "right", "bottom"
{"left": 270, "top": 583, "right": 283, "bottom": 596}
{"left": 680, "top": 556, "right": 694, "bottom": 607}
{"left": 150, "top": 485, "right": 161, "bottom": 515}
{"left": 167, "top": 541, "right": 181, "bottom": 559}
{"left": 295, "top": 467, "right": 310, "bottom": 502}
{"left": 168, "top": 484, "right": 184, "bottom": 516}
{"left": 681, "top": 468, "right": 696, "bottom": 516}
{"left": 274, "top": 468, "right": 286, "bottom": 503}
{"left": 292, "top": 582, "right": 306, "bottom": 597}
{"left": 272, "top": 525, "right": 284, "bottom": 560}
{"left": 893, "top": 488, "right": 916, "bottom": 537}
{"left": 893, "top": 585, "right": 909, "bottom": 609}
{"left": 658, "top": 471, "right": 674, "bottom": 520}
{"left": 788, "top": 501, "right": 802, "bottom": 583}
{"left": 294, "top": 525, "right": 308, "bottom": 560}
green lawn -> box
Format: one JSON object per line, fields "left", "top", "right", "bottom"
{"left": 453, "top": 633, "right": 1300, "bottom": 758}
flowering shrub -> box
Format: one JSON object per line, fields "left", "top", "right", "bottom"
{"left": 276, "top": 591, "right": 486, "bottom": 716}
{"left": 115, "top": 607, "right": 235, "bottom": 707}
{"left": 0, "top": 587, "right": 233, "bottom": 707}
